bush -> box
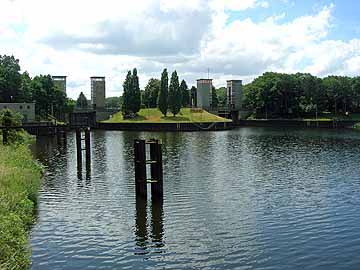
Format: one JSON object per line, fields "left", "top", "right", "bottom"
{"left": 0, "top": 143, "right": 42, "bottom": 270}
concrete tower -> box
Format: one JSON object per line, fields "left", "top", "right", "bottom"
{"left": 91, "top": 76, "right": 105, "bottom": 109}
{"left": 227, "top": 80, "right": 242, "bottom": 111}
{"left": 52, "top": 76, "right": 67, "bottom": 94}
{"left": 196, "top": 79, "right": 212, "bottom": 110}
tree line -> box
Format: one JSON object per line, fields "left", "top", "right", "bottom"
{"left": 243, "top": 72, "right": 360, "bottom": 118}
{"left": 121, "top": 68, "right": 191, "bottom": 117}
{"left": 0, "top": 55, "right": 72, "bottom": 119}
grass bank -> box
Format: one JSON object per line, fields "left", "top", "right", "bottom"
{"left": 0, "top": 141, "right": 42, "bottom": 270}
{"left": 103, "top": 108, "right": 231, "bottom": 123}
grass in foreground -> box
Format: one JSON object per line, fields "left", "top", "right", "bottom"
{"left": 103, "top": 108, "right": 232, "bottom": 123}
{"left": 0, "top": 142, "right": 42, "bottom": 270}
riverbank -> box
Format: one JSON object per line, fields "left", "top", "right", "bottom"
{"left": 238, "top": 119, "right": 358, "bottom": 129}
{"left": 99, "top": 108, "right": 232, "bottom": 131}
{"left": 0, "top": 143, "right": 42, "bottom": 270}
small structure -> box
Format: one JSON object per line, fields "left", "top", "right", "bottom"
{"left": 196, "top": 79, "right": 213, "bottom": 110}
{"left": 52, "top": 76, "right": 67, "bottom": 94}
{"left": 91, "top": 76, "right": 105, "bottom": 110}
{"left": 0, "top": 103, "right": 35, "bottom": 122}
{"left": 227, "top": 80, "right": 242, "bottom": 111}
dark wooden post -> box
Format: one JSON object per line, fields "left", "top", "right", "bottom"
{"left": 76, "top": 129, "right": 82, "bottom": 168}
{"left": 150, "top": 140, "right": 163, "bottom": 199}
{"left": 134, "top": 140, "right": 147, "bottom": 197}
{"left": 2, "top": 128, "right": 8, "bottom": 145}
{"left": 85, "top": 128, "right": 91, "bottom": 165}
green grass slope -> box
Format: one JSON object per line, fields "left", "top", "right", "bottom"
{"left": 103, "top": 108, "right": 231, "bottom": 123}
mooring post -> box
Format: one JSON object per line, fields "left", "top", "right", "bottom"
{"left": 134, "top": 140, "right": 147, "bottom": 197}
{"left": 2, "top": 128, "right": 8, "bottom": 145}
{"left": 85, "top": 127, "right": 91, "bottom": 165}
{"left": 76, "top": 129, "right": 82, "bottom": 167}
{"left": 150, "top": 140, "right": 163, "bottom": 199}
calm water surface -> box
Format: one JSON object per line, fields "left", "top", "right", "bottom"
{"left": 30, "top": 127, "right": 360, "bottom": 270}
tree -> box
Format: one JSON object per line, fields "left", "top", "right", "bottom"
{"left": 0, "top": 55, "right": 21, "bottom": 102}
{"left": 122, "top": 71, "right": 132, "bottom": 116}
{"left": 168, "top": 70, "right": 181, "bottom": 116}
{"left": 158, "top": 69, "right": 168, "bottom": 116}
{"left": 0, "top": 108, "right": 24, "bottom": 143}
{"left": 132, "top": 68, "right": 141, "bottom": 113}
{"left": 190, "top": 86, "right": 197, "bottom": 107}
{"left": 211, "top": 86, "right": 219, "bottom": 108}
{"left": 180, "top": 79, "right": 189, "bottom": 107}
{"left": 216, "top": 87, "right": 227, "bottom": 106}
{"left": 105, "top": 96, "right": 122, "bottom": 108}
{"left": 18, "top": 71, "right": 33, "bottom": 102}
{"left": 144, "top": 78, "right": 160, "bottom": 108}
{"left": 76, "top": 92, "right": 88, "bottom": 109}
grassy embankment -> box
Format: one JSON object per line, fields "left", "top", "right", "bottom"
{"left": 0, "top": 136, "right": 42, "bottom": 270}
{"left": 103, "top": 108, "right": 231, "bottom": 123}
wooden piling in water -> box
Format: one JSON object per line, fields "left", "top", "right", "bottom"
{"left": 150, "top": 140, "right": 163, "bottom": 199}
{"left": 76, "top": 129, "right": 82, "bottom": 167}
{"left": 85, "top": 128, "right": 91, "bottom": 165}
{"left": 134, "top": 140, "right": 147, "bottom": 197}
{"left": 134, "top": 139, "right": 163, "bottom": 199}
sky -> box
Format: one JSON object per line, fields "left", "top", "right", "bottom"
{"left": 0, "top": 0, "right": 359, "bottom": 99}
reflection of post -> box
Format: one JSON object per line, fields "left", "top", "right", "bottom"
{"left": 151, "top": 196, "right": 164, "bottom": 246}
{"left": 135, "top": 195, "right": 148, "bottom": 249}
{"left": 134, "top": 140, "right": 147, "bottom": 197}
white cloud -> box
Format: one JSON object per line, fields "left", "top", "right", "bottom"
{"left": 0, "top": 0, "right": 359, "bottom": 100}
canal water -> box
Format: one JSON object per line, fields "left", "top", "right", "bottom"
{"left": 30, "top": 128, "right": 360, "bottom": 270}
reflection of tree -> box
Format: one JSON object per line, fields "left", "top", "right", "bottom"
{"left": 134, "top": 195, "right": 164, "bottom": 254}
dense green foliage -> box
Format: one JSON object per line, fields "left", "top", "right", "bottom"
{"left": 216, "top": 87, "right": 227, "bottom": 106}
{"left": 0, "top": 55, "right": 72, "bottom": 120}
{"left": 168, "top": 71, "right": 181, "bottom": 116}
{"left": 143, "top": 79, "right": 160, "bottom": 108}
{"left": 122, "top": 69, "right": 141, "bottom": 117}
{"left": 243, "top": 72, "right": 360, "bottom": 118}
{"left": 158, "top": 69, "right": 169, "bottom": 116}
{"left": 0, "top": 109, "right": 29, "bottom": 144}
{"left": 211, "top": 86, "right": 219, "bottom": 108}
{"left": 180, "top": 80, "right": 189, "bottom": 107}
{"left": 105, "top": 96, "right": 122, "bottom": 108}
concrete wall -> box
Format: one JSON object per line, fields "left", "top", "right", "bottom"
{"left": 91, "top": 77, "right": 105, "bottom": 109}
{"left": 227, "top": 80, "right": 242, "bottom": 111}
{"left": 52, "top": 76, "right": 67, "bottom": 94}
{"left": 196, "top": 79, "right": 212, "bottom": 110}
{"left": 0, "top": 103, "right": 35, "bottom": 122}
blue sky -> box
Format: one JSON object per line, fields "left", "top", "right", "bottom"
{"left": 0, "top": 0, "right": 359, "bottom": 99}
{"left": 228, "top": 0, "right": 360, "bottom": 41}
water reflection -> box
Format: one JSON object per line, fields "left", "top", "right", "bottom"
{"left": 135, "top": 194, "right": 164, "bottom": 255}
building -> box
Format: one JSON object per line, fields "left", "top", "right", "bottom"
{"left": 0, "top": 103, "right": 35, "bottom": 122}
{"left": 52, "top": 76, "right": 67, "bottom": 94}
{"left": 90, "top": 76, "right": 105, "bottom": 109}
{"left": 196, "top": 79, "right": 213, "bottom": 110}
{"left": 227, "top": 80, "right": 242, "bottom": 111}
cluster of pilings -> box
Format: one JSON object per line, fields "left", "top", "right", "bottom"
{"left": 134, "top": 139, "right": 163, "bottom": 199}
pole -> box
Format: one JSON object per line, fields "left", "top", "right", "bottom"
{"left": 134, "top": 140, "right": 147, "bottom": 197}
{"left": 150, "top": 140, "right": 163, "bottom": 199}
{"left": 85, "top": 128, "right": 91, "bottom": 166}
{"left": 76, "top": 129, "right": 82, "bottom": 168}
